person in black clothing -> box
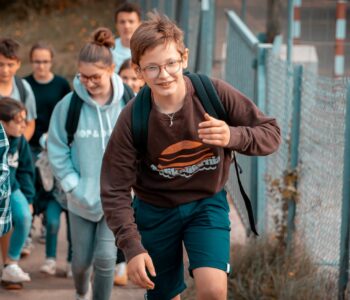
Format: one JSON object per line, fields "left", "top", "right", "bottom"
{"left": 25, "top": 42, "right": 72, "bottom": 276}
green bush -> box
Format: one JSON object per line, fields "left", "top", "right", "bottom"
{"left": 183, "top": 239, "right": 336, "bottom": 300}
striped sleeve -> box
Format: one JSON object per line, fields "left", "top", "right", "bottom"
{"left": 0, "top": 124, "right": 11, "bottom": 236}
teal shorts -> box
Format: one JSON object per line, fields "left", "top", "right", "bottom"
{"left": 133, "top": 189, "right": 231, "bottom": 300}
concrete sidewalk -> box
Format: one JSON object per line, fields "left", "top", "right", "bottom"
{"left": 0, "top": 199, "right": 245, "bottom": 300}
{"left": 0, "top": 215, "right": 145, "bottom": 300}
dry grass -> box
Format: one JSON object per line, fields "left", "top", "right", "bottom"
{"left": 0, "top": 0, "right": 119, "bottom": 82}
{"left": 183, "top": 238, "right": 336, "bottom": 300}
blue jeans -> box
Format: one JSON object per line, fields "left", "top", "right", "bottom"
{"left": 69, "top": 211, "right": 116, "bottom": 300}
{"left": 45, "top": 199, "right": 72, "bottom": 262}
{"left": 8, "top": 189, "right": 32, "bottom": 261}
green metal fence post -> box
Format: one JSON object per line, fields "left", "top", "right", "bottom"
{"left": 338, "top": 85, "right": 350, "bottom": 299}
{"left": 164, "top": 0, "right": 176, "bottom": 20}
{"left": 196, "top": 0, "right": 215, "bottom": 75}
{"left": 286, "top": 65, "right": 303, "bottom": 247}
{"left": 255, "top": 44, "right": 271, "bottom": 234}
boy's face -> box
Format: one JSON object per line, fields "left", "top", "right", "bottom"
{"left": 0, "top": 54, "right": 20, "bottom": 84}
{"left": 136, "top": 42, "right": 188, "bottom": 100}
{"left": 2, "top": 110, "right": 26, "bottom": 138}
{"left": 115, "top": 12, "right": 141, "bottom": 43}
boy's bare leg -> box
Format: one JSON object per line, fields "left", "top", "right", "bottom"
{"left": 193, "top": 267, "right": 227, "bottom": 300}
{"left": 0, "top": 231, "right": 11, "bottom": 264}
{"left": 172, "top": 295, "right": 181, "bottom": 300}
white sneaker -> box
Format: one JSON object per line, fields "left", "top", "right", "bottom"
{"left": 75, "top": 282, "right": 92, "bottom": 300}
{"left": 1, "top": 264, "right": 31, "bottom": 283}
{"left": 66, "top": 262, "right": 73, "bottom": 278}
{"left": 40, "top": 258, "right": 56, "bottom": 275}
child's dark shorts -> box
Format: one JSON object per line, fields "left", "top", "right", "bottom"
{"left": 133, "top": 189, "right": 231, "bottom": 300}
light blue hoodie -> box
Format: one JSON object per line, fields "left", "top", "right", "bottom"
{"left": 48, "top": 73, "right": 125, "bottom": 221}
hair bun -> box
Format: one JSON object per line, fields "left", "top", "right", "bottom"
{"left": 92, "top": 27, "right": 115, "bottom": 48}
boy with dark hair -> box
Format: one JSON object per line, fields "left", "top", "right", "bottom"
{"left": 0, "top": 38, "right": 37, "bottom": 141}
{"left": 112, "top": 2, "right": 141, "bottom": 73}
{"left": 101, "top": 13, "right": 281, "bottom": 300}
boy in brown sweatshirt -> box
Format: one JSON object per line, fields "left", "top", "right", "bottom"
{"left": 101, "top": 12, "right": 281, "bottom": 300}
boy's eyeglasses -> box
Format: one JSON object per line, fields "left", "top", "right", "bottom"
{"left": 32, "top": 60, "right": 51, "bottom": 65}
{"left": 140, "top": 59, "right": 182, "bottom": 79}
{"left": 77, "top": 73, "right": 103, "bottom": 84}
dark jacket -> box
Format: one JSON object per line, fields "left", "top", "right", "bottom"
{"left": 8, "top": 136, "right": 35, "bottom": 203}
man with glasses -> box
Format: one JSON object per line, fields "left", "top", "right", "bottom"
{"left": 101, "top": 13, "right": 280, "bottom": 300}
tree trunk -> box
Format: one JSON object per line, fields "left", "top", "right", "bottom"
{"left": 266, "top": 0, "right": 282, "bottom": 43}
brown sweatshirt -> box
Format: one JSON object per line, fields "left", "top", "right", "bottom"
{"left": 101, "top": 77, "right": 281, "bottom": 261}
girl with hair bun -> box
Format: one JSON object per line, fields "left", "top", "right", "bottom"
{"left": 48, "top": 27, "right": 127, "bottom": 300}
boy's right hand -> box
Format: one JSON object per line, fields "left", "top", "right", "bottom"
{"left": 127, "top": 253, "right": 156, "bottom": 290}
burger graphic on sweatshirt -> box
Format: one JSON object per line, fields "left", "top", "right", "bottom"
{"left": 151, "top": 140, "right": 220, "bottom": 179}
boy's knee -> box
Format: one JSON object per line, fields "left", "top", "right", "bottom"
{"left": 196, "top": 284, "right": 227, "bottom": 300}
{"left": 46, "top": 220, "right": 59, "bottom": 234}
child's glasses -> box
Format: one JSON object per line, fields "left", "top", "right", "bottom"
{"left": 140, "top": 59, "right": 182, "bottom": 79}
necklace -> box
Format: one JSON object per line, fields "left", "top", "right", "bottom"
{"left": 166, "top": 112, "right": 176, "bottom": 127}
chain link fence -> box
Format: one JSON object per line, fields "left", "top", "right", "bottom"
{"left": 264, "top": 52, "right": 294, "bottom": 236}
{"left": 263, "top": 53, "right": 349, "bottom": 297}
{"left": 295, "top": 72, "right": 349, "bottom": 297}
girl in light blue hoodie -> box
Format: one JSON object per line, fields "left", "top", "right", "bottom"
{"left": 48, "top": 27, "right": 128, "bottom": 300}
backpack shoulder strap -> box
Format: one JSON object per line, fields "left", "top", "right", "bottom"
{"left": 186, "top": 71, "right": 258, "bottom": 236}
{"left": 14, "top": 76, "right": 27, "bottom": 104}
{"left": 131, "top": 85, "right": 152, "bottom": 155}
{"left": 197, "top": 73, "right": 229, "bottom": 124}
{"left": 122, "top": 83, "right": 134, "bottom": 105}
{"left": 65, "top": 92, "right": 84, "bottom": 146}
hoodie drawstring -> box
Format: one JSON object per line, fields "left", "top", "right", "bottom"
{"left": 95, "top": 105, "right": 106, "bottom": 151}
{"left": 106, "top": 113, "right": 112, "bottom": 136}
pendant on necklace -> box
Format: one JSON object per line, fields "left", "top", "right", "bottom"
{"left": 167, "top": 112, "right": 175, "bottom": 127}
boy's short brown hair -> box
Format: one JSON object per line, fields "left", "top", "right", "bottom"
{"left": 0, "top": 97, "right": 26, "bottom": 122}
{"left": 130, "top": 12, "right": 185, "bottom": 65}
{"left": 114, "top": 2, "right": 141, "bottom": 23}
{"left": 0, "top": 38, "right": 20, "bottom": 60}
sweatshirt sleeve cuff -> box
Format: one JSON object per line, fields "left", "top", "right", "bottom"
{"left": 61, "top": 172, "right": 79, "bottom": 193}
{"left": 226, "top": 126, "right": 244, "bottom": 150}
{"left": 122, "top": 238, "right": 148, "bottom": 262}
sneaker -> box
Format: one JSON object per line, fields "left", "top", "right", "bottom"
{"left": 21, "top": 237, "right": 34, "bottom": 257}
{"left": 114, "top": 262, "right": 128, "bottom": 286}
{"left": 75, "top": 282, "right": 92, "bottom": 300}
{"left": 40, "top": 258, "right": 56, "bottom": 275}
{"left": 66, "top": 262, "right": 73, "bottom": 278}
{"left": 1, "top": 264, "right": 31, "bottom": 283}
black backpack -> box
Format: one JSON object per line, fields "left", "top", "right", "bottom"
{"left": 132, "top": 71, "right": 258, "bottom": 235}
{"left": 65, "top": 82, "right": 134, "bottom": 145}
{"left": 15, "top": 76, "right": 27, "bottom": 104}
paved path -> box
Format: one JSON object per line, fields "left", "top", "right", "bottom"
{"left": 0, "top": 199, "right": 244, "bottom": 300}
{"left": 0, "top": 216, "right": 146, "bottom": 300}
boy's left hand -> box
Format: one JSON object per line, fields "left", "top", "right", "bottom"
{"left": 198, "top": 113, "right": 230, "bottom": 147}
